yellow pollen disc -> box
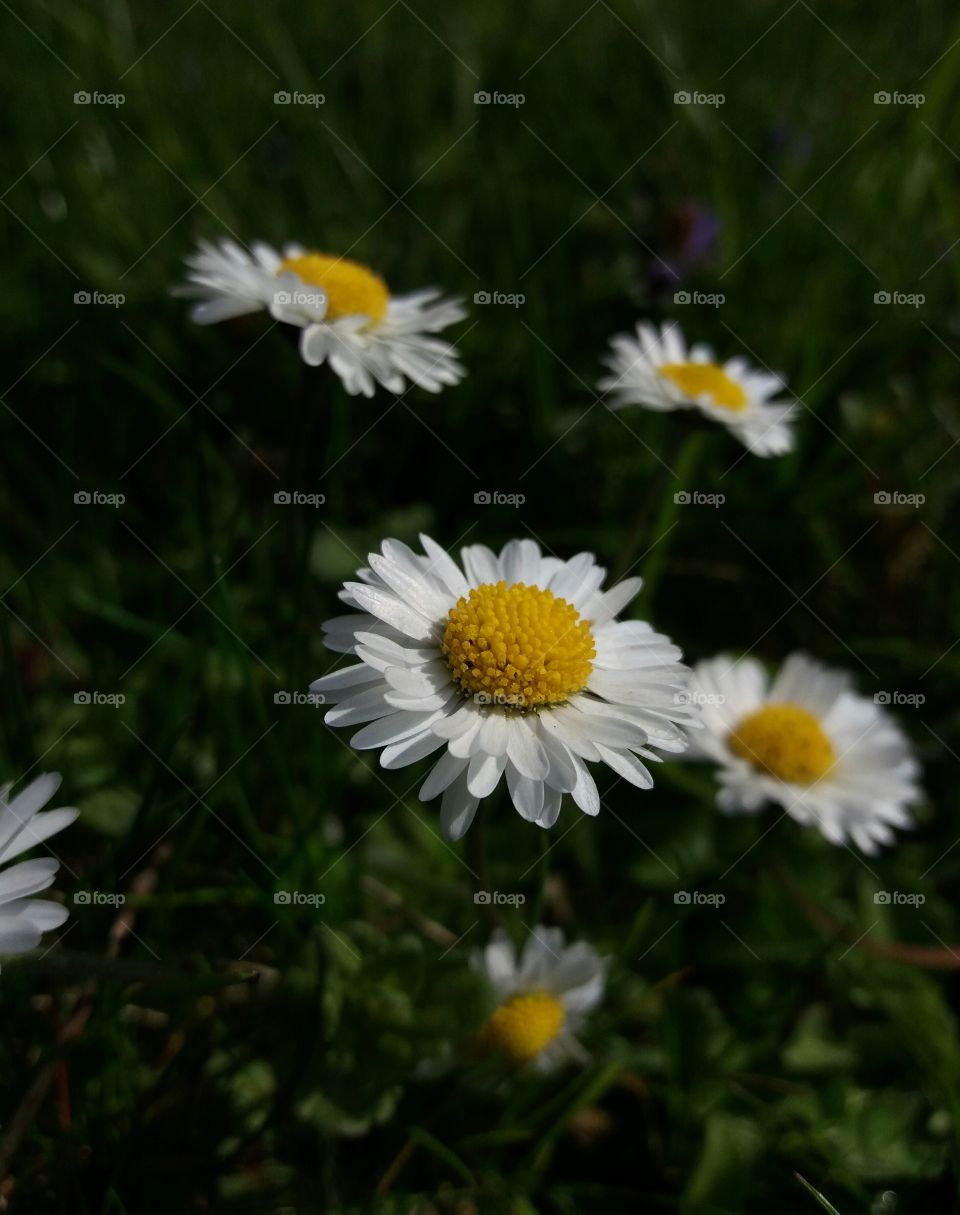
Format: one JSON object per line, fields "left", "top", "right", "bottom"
{"left": 729, "top": 703, "right": 836, "bottom": 785}
{"left": 477, "top": 991, "right": 566, "bottom": 1063}
{"left": 659, "top": 361, "right": 748, "bottom": 411}
{"left": 276, "top": 252, "right": 389, "bottom": 323}
{"left": 441, "top": 581, "right": 595, "bottom": 709}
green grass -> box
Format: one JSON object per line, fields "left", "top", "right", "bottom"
{"left": 2, "top": 0, "right": 960, "bottom": 1210}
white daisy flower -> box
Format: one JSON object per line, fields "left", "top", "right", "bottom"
{"left": 598, "top": 321, "right": 796, "bottom": 457}
{"left": 686, "top": 653, "right": 922, "bottom": 854}
{"left": 310, "top": 535, "right": 696, "bottom": 840}
{"left": 177, "top": 238, "right": 466, "bottom": 397}
{"left": 470, "top": 926, "right": 607, "bottom": 1070}
{"left": 0, "top": 773, "right": 78, "bottom": 966}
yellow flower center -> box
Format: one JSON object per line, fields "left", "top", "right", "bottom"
{"left": 276, "top": 252, "right": 389, "bottom": 323}
{"left": 659, "top": 361, "right": 748, "bottom": 411}
{"left": 729, "top": 703, "right": 836, "bottom": 784}
{"left": 478, "top": 991, "right": 566, "bottom": 1063}
{"left": 441, "top": 581, "right": 595, "bottom": 709}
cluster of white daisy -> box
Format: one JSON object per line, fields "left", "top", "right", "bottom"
{"left": 177, "top": 237, "right": 797, "bottom": 455}
{"left": 1, "top": 239, "right": 914, "bottom": 1090}
{"left": 310, "top": 532, "right": 923, "bottom": 1069}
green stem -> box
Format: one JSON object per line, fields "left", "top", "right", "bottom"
{"left": 630, "top": 429, "right": 707, "bottom": 613}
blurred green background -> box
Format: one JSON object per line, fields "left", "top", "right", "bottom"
{"left": 2, "top": 1, "right": 960, "bottom": 1211}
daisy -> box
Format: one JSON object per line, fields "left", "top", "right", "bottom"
{"left": 470, "top": 926, "right": 607, "bottom": 1070}
{"left": 598, "top": 321, "right": 795, "bottom": 456}
{"left": 686, "top": 653, "right": 921, "bottom": 853}
{"left": 177, "top": 238, "right": 466, "bottom": 397}
{"left": 310, "top": 535, "right": 696, "bottom": 840}
{"left": 0, "top": 773, "right": 78, "bottom": 966}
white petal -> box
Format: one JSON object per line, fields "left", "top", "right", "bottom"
{"left": 466, "top": 751, "right": 506, "bottom": 798}
{"left": 440, "top": 772, "right": 479, "bottom": 840}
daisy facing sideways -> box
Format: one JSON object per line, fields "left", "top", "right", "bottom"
{"left": 470, "top": 926, "right": 607, "bottom": 1070}
{"left": 686, "top": 653, "right": 922, "bottom": 854}
{"left": 0, "top": 773, "right": 77, "bottom": 966}
{"left": 310, "top": 535, "right": 697, "bottom": 840}
{"left": 598, "top": 321, "right": 796, "bottom": 456}
{"left": 177, "top": 238, "right": 466, "bottom": 397}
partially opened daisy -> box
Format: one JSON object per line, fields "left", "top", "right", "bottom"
{"left": 687, "top": 653, "right": 921, "bottom": 853}
{"left": 177, "top": 238, "right": 466, "bottom": 397}
{"left": 599, "top": 321, "right": 795, "bottom": 456}
{"left": 470, "top": 927, "right": 607, "bottom": 1070}
{"left": 0, "top": 773, "right": 78, "bottom": 966}
{"left": 310, "top": 536, "right": 696, "bottom": 839}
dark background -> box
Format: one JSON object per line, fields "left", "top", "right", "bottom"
{"left": 1, "top": 1, "right": 959, "bottom": 1211}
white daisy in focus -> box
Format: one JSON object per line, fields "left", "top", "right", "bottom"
{"left": 686, "top": 652, "right": 921, "bottom": 854}
{"left": 470, "top": 926, "right": 607, "bottom": 1070}
{"left": 310, "top": 535, "right": 697, "bottom": 840}
{"left": 0, "top": 773, "right": 78, "bottom": 966}
{"left": 177, "top": 238, "right": 466, "bottom": 397}
{"left": 599, "top": 321, "right": 796, "bottom": 457}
